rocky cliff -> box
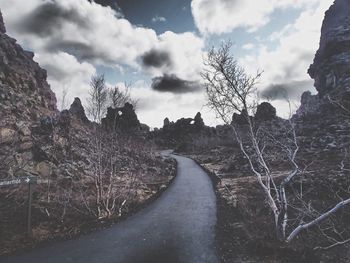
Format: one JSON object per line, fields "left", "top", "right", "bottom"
{"left": 0, "top": 9, "right": 58, "bottom": 178}
{"left": 308, "top": 0, "right": 350, "bottom": 98}
{"left": 0, "top": 13, "right": 57, "bottom": 124}
{"left": 293, "top": 0, "right": 350, "bottom": 167}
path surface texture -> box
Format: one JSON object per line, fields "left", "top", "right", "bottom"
{"left": 1, "top": 152, "right": 219, "bottom": 263}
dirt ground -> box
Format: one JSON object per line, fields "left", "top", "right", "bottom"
{"left": 0, "top": 155, "right": 177, "bottom": 256}
{"left": 188, "top": 149, "right": 350, "bottom": 263}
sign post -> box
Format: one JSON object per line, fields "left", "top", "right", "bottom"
{"left": 0, "top": 176, "right": 37, "bottom": 236}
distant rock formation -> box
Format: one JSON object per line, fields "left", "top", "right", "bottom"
{"left": 232, "top": 109, "right": 250, "bottom": 125}
{"left": 102, "top": 102, "right": 141, "bottom": 132}
{"left": 295, "top": 91, "right": 320, "bottom": 118}
{"left": 194, "top": 112, "right": 205, "bottom": 130}
{"left": 69, "top": 97, "right": 89, "bottom": 124}
{"left": 255, "top": 102, "right": 277, "bottom": 121}
{"left": 152, "top": 112, "right": 220, "bottom": 151}
{"left": 163, "top": 117, "right": 171, "bottom": 127}
{"left": 308, "top": 0, "right": 350, "bottom": 97}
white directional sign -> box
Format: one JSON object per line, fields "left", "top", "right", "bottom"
{"left": 0, "top": 176, "right": 37, "bottom": 187}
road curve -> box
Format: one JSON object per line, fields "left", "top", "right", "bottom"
{"left": 1, "top": 152, "right": 219, "bottom": 263}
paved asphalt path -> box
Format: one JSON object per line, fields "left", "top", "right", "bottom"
{"left": 1, "top": 152, "right": 219, "bottom": 263}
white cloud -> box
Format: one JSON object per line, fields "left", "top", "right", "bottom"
{"left": 35, "top": 51, "right": 96, "bottom": 109}
{"left": 147, "top": 31, "right": 205, "bottom": 81}
{"left": 0, "top": 0, "right": 207, "bottom": 122}
{"left": 239, "top": 0, "right": 333, "bottom": 117}
{"left": 191, "top": 0, "right": 325, "bottom": 35}
{"left": 242, "top": 43, "right": 255, "bottom": 50}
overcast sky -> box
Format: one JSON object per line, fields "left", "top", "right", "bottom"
{"left": 0, "top": 0, "right": 333, "bottom": 127}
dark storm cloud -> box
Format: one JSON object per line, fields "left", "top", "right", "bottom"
{"left": 17, "top": 2, "right": 88, "bottom": 37}
{"left": 260, "top": 80, "right": 312, "bottom": 100}
{"left": 45, "top": 40, "right": 114, "bottom": 64}
{"left": 88, "top": 0, "right": 121, "bottom": 13}
{"left": 141, "top": 49, "right": 173, "bottom": 68}
{"left": 151, "top": 74, "right": 202, "bottom": 93}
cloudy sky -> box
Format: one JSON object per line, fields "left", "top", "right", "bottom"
{"left": 0, "top": 0, "right": 333, "bottom": 127}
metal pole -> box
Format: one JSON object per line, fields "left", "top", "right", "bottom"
{"left": 27, "top": 182, "right": 33, "bottom": 237}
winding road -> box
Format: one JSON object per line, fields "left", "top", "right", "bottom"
{"left": 1, "top": 152, "right": 219, "bottom": 263}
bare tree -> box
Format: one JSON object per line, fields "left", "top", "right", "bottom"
{"left": 84, "top": 74, "right": 140, "bottom": 219}
{"left": 88, "top": 74, "right": 108, "bottom": 123}
{"left": 202, "top": 41, "right": 350, "bottom": 243}
{"left": 109, "top": 83, "right": 136, "bottom": 108}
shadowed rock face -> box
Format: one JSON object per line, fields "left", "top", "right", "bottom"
{"left": 308, "top": 0, "right": 350, "bottom": 97}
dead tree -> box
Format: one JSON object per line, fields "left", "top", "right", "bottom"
{"left": 88, "top": 74, "right": 108, "bottom": 123}
{"left": 85, "top": 75, "right": 140, "bottom": 219}
{"left": 202, "top": 41, "right": 350, "bottom": 243}
{"left": 109, "top": 82, "right": 138, "bottom": 109}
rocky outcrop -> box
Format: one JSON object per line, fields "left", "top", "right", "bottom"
{"left": 294, "top": 91, "right": 321, "bottom": 118}
{"left": 0, "top": 10, "right": 58, "bottom": 178}
{"left": 194, "top": 112, "right": 205, "bottom": 130}
{"left": 69, "top": 97, "right": 89, "bottom": 124}
{"left": 308, "top": 0, "right": 350, "bottom": 97}
{"left": 255, "top": 102, "right": 276, "bottom": 121}
{"left": 163, "top": 117, "right": 171, "bottom": 127}
{"left": 0, "top": 11, "right": 57, "bottom": 126}
{"left": 102, "top": 103, "right": 141, "bottom": 132}
{"left": 152, "top": 112, "right": 220, "bottom": 151}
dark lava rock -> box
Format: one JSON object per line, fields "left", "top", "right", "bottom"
{"left": 308, "top": 0, "right": 350, "bottom": 97}
{"left": 255, "top": 102, "right": 276, "bottom": 121}
{"left": 69, "top": 97, "right": 89, "bottom": 124}
{"left": 102, "top": 102, "right": 141, "bottom": 132}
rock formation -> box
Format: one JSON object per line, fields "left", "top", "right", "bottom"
{"left": 194, "top": 112, "right": 205, "bottom": 130}
{"left": 69, "top": 97, "right": 89, "bottom": 124}
{"left": 255, "top": 102, "right": 277, "bottom": 121}
{"left": 0, "top": 9, "right": 58, "bottom": 178}
{"left": 294, "top": 0, "right": 350, "bottom": 155}
{"left": 0, "top": 12, "right": 57, "bottom": 127}
{"left": 295, "top": 91, "right": 320, "bottom": 118}
{"left": 102, "top": 102, "right": 141, "bottom": 132}
{"left": 163, "top": 117, "right": 170, "bottom": 127}
{"left": 308, "top": 0, "right": 350, "bottom": 97}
